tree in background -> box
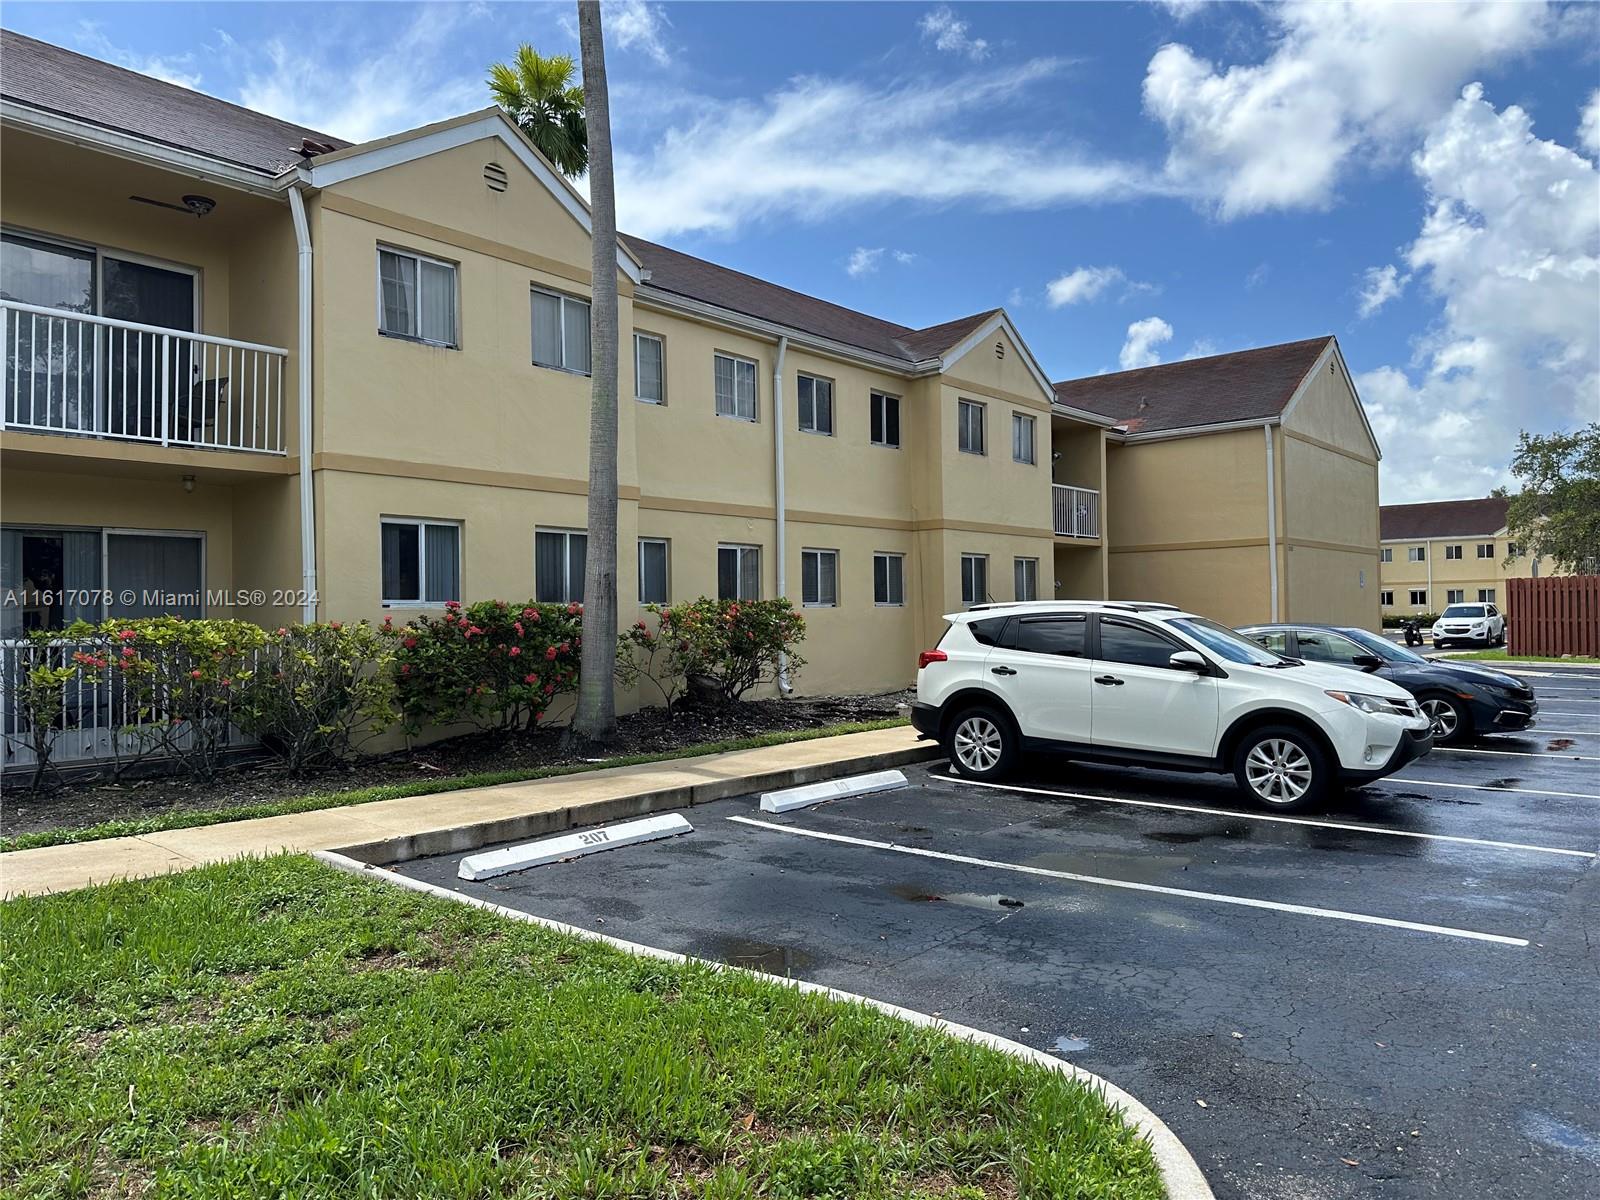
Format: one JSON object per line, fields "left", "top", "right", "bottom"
{"left": 487, "top": 45, "right": 588, "bottom": 177}
{"left": 571, "top": 0, "right": 621, "bottom": 742}
{"left": 1500, "top": 423, "right": 1600, "bottom": 574}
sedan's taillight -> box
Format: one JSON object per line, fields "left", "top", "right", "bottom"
{"left": 917, "top": 649, "right": 948, "bottom": 670}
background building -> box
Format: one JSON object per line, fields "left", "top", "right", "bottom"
{"left": 1378, "top": 496, "right": 1551, "bottom": 615}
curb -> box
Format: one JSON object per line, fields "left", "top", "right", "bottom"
{"left": 315, "top": 849, "right": 1215, "bottom": 1200}
{"left": 336, "top": 741, "right": 943, "bottom": 867}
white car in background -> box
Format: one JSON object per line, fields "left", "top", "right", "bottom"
{"left": 910, "top": 601, "right": 1434, "bottom": 811}
{"left": 1431, "top": 603, "right": 1506, "bottom": 649}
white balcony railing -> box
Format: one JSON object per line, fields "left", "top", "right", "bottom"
{"left": 1053, "top": 484, "right": 1100, "bottom": 538}
{"left": 1, "top": 301, "right": 288, "bottom": 454}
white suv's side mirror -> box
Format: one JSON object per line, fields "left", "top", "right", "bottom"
{"left": 1169, "top": 650, "right": 1209, "bottom": 672}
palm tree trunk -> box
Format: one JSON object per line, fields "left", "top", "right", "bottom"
{"left": 572, "top": 0, "right": 619, "bottom": 742}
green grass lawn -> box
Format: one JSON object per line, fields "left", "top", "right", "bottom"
{"left": 0, "top": 719, "right": 910, "bottom": 855}
{"left": 0, "top": 856, "right": 1165, "bottom": 1199}
{"left": 1440, "top": 650, "right": 1600, "bottom": 665}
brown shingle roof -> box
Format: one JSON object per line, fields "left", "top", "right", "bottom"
{"left": 1, "top": 28, "right": 348, "bottom": 174}
{"left": 1380, "top": 497, "right": 1510, "bottom": 541}
{"left": 1053, "top": 336, "right": 1333, "bottom": 434}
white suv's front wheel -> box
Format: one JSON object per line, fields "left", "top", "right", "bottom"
{"left": 1233, "top": 725, "right": 1330, "bottom": 811}
{"left": 945, "top": 705, "right": 1019, "bottom": 781}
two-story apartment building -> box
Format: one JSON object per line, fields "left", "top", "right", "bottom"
{"left": 1377, "top": 496, "right": 1552, "bottom": 615}
{"left": 0, "top": 31, "right": 1115, "bottom": 698}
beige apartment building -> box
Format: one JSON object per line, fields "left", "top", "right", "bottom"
{"left": 1378, "top": 496, "right": 1550, "bottom": 615}
{"left": 0, "top": 31, "right": 1379, "bottom": 701}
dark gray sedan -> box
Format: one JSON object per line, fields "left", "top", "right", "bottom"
{"left": 1237, "top": 623, "right": 1537, "bottom": 743}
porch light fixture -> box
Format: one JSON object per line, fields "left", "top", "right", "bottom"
{"left": 181, "top": 474, "right": 196, "bottom": 493}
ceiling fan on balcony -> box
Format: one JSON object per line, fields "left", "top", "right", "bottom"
{"left": 128, "top": 193, "right": 216, "bottom": 217}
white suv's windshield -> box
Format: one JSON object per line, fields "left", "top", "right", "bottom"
{"left": 1441, "top": 605, "right": 1486, "bottom": 619}
{"left": 1170, "top": 617, "right": 1285, "bottom": 666}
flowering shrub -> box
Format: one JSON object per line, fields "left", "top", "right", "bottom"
{"left": 233, "top": 621, "right": 398, "bottom": 770}
{"left": 391, "top": 599, "right": 584, "bottom": 734}
{"left": 621, "top": 598, "right": 806, "bottom": 705}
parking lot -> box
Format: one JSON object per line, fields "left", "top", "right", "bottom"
{"left": 397, "top": 665, "right": 1600, "bottom": 1200}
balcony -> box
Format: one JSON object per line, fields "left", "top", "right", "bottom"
{"left": 2, "top": 301, "right": 287, "bottom": 455}
{"left": 1053, "top": 484, "right": 1100, "bottom": 539}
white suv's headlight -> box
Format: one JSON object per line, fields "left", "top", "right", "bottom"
{"left": 1326, "top": 689, "right": 1415, "bottom": 717}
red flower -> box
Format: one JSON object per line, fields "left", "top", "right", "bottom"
{"left": 567, "top": 603, "right": 581, "bottom": 615}
{"left": 522, "top": 607, "right": 536, "bottom": 618}
{"left": 444, "top": 600, "right": 461, "bottom": 610}
{"left": 117, "top": 629, "right": 137, "bottom": 641}
{"left": 189, "top": 669, "right": 203, "bottom": 679}
{"left": 524, "top": 672, "right": 538, "bottom": 684}
{"left": 220, "top": 678, "right": 232, "bottom": 688}
{"left": 275, "top": 627, "right": 288, "bottom": 637}
{"left": 559, "top": 641, "right": 571, "bottom": 654}
{"left": 329, "top": 620, "right": 342, "bottom": 631}
{"left": 513, "top": 621, "right": 524, "bottom": 637}
{"left": 543, "top": 683, "right": 555, "bottom": 695}
{"left": 545, "top": 645, "right": 558, "bottom": 660}
{"left": 401, "top": 663, "right": 411, "bottom": 675}
{"left": 509, "top": 645, "right": 522, "bottom": 657}
{"left": 403, "top": 637, "right": 418, "bottom": 649}
{"left": 121, "top": 647, "right": 135, "bottom": 659}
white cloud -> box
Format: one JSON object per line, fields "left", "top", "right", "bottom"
{"left": 846, "top": 247, "right": 884, "bottom": 277}
{"left": 1143, "top": 1, "right": 1550, "bottom": 216}
{"left": 1356, "top": 84, "right": 1599, "bottom": 503}
{"left": 1245, "top": 263, "right": 1270, "bottom": 290}
{"left": 919, "top": 6, "right": 989, "bottom": 61}
{"left": 1120, "top": 317, "right": 1174, "bottom": 370}
{"left": 609, "top": 0, "right": 671, "bottom": 66}
{"left": 614, "top": 60, "right": 1153, "bottom": 239}
{"left": 1046, "top": 266, "right": 1125, "bottom": 307}
{"left": 73, "top": 20, "right": 202, "bottom": 89}
{"left": 1357, "top": 263, "right": 1409, "bottom": 318}
{"left": 1581, "top": 88, "right": 1600, "bottom": 158}
{"left": 893, "top": 249, "right": 917, "bottom": 265}
{"left": 1182, "top": 338, "right": 1219, "bottom": 361}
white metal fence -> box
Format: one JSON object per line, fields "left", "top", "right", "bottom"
{"left": 1, "top": 300, "right": 288, "bottom": 455}
{"left": 0, "top": 637, "right": 256, "bottom": 776}
{"left": 1053, "top": 484, "right": 1101, "bottom": 539}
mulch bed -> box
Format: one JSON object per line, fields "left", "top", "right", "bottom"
{"left": 1, "top": 691, "right": 912, "bottom": 840}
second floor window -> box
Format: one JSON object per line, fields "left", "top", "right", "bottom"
{"left": 378, "top": 248, "right": 457, "bottom": 347}
{"left": 1477, "top": 543, "right": 1495, "bottom": 558}
{"left": 535, "top": 528, "right": 588, "bottom": 603}
{"left": 1380, "top": 547, "right": 1392, "bottom": 563}
{"left": 870, "top": 391, "right": 900, "bottom": 448}
{"left": 634, "top": 332, "right": 665, "bottom": 403}
{"left": 715, "top": 353, "right": 758, "bottom": 420}
{"left": 1408, "top": 546, "right": 1426, "bottom": 562}
{"left": 1445, "top": 544, "right": 1462, "bottom": 560}
{"left": 797, "top": 374, "right": 834, "bottom": 435}
{"left": 958, "top": 399, "right": 985, "bottom": 455}
{"left": 1012, "top": 413, "right": 1036, "bottom": 465}
{"left": 531, "top": 288, "right": 591, "bottom": 374}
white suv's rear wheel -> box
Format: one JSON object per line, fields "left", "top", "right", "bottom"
{"left": 945, "top": 706, "right": 1018, "bottom": 781}
{"left": 1233, "top": 725, "right": 1329, "bottom": 811}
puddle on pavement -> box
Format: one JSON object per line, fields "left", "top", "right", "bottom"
{"left": 1053, "top": 1034, "right": 1090, "bottom": 1054}
{"left": 1143, "top": 824, "right": 1251, "bottom": 846}
{"left": 696, "top": 935, "right": 814, "bottom": 976}
{"left": 1483, "top": 777, "right": 1524, "bottom": 789}
{"left": 1546, "top": 739, "right": 1576, "bottom": 752}
{"left": 1521, "top": 1112, "right": 1600, "bottom": 1167}
{"left": 885, "top": 884, "right": 1024, "bottom": 910}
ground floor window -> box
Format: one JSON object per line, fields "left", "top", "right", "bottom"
{"left": 1478, "top": 588, "right": 1496, "bottom": 603}
{"left": 1446, "top": 589, "right": 1464, "bottom": 605}
{"left": 1380, "top": 590, "right": 1394, "bottom": 606}
{"left": 2, "top": 525, "right": 203, "bottom": 633}
{"left": 381, "top": 518, "right": 460, "bottom": 606}
{"left": 961, "top": 553, "right": 988, "bottom": 606}
{"left": 638, "top": 537, "right": 670, "bottom": 605}
{"left": 1409, "top": 589, "right": 1428, "bottom": 606}
{"left": 801, "top": 548, "right": 838, "bottom": 607}
{"left": 1014, "top": 556, "right": 1039, "bottom": 601}
{"left": 873, "top": 552, "right": 904, "bottom": 606}
{"left": 717, "top": 544, "right": 761, "bottom": 601}
{"left": 535, "top": 528, "right": 587, "bottom": 604}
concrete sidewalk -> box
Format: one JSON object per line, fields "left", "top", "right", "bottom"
{"left": 1, "top": 726, "right": 939, "bottom": 900}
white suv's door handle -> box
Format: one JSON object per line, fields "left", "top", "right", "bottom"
{"left": 991, "top": 665, "right": 1017, "bottom": 676}
{"left": 1094, "top": 675, "right": 1124, "bottom": 686}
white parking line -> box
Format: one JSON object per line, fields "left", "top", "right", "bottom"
{"left": 1538, "top": 710, "right": 1600, "bottom": 719}
{"left": 727, "top": 816, "right": 1529, "bottom": 946}
{"left": 1437, "top": 746, "right": 1600, "bottom": 762}
{"left": 1532, "top": 688, "right": 1600, "bottom": 694}
{"left": 1531, "top": 729, "right": 1600, "bottom": 737}
{"left": 939, "top": 776, "right": 1596, "bottom": 859}
{"left": 1389, "top": 776, "right": 1600, "bottom": 801}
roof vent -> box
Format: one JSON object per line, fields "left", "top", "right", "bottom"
{"left": 484, "top": 162, "right": 509, "bottom": 192}
{"left": 994, "top": 340, "right": 1005, "bottom": 360}
{"left": 297, "top": 138, "right": 338, "bottom": 159}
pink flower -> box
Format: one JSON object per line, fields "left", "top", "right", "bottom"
{"left": 543, "top": 683, "right": 555, "bottom": 695}
{"left": 545, "top": 646, "right": 558, "bottom": 660}
{"left": 509, "top": 645, "right": 521, "bottom": 657}
{"left": 567, "top": 603, "right": 580, "bottom": 615}
{"left": 444, "top": 600, "right": 461, "bottom": 610}
{"left": 329, "top": 621, "right": 342, "bottom": 631}
{"left": 403, "top": 637, "right": 417, "bottom": 649}
{"left": 121, "top": 647, "right": 136, "bottom": 659}
{"left": 275, "top": 627, "right": 288, "bottom": 637}
{"left": 524, "top": 672, "right": 538, "bottom": 684}
{"left": 559, "top": 641, "right": 571, "bottom": 654}
{"left": 220, "top": 678, "right": 232, "bottom": 687}
{"left": 401, "top": 663, "right": 411, "bottom": 675}
{"left": 513, "top": 621, "right": 524, "bottom": 637}
{"left": 522, "top": 607, "right": 536, "bottom": 618}
{"left": 189, "top": 669, "right": 203, "bottom": 679}
{"left": 117, "top": 629, "right": 137, "bottom": 641}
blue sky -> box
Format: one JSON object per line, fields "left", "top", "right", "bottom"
{"left": 6, "top": 1, "right": 1597, "bottom": 503}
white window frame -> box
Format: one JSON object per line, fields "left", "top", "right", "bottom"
{"left": 1409, "top": 589, "right": 1428, "bottom": 606}
{"left": 634, "top": 330, "right": 665, "bottom": 404}
{"left": 958, "top": 398, "right": 986, "bottom": 456}
{"left": 1445, "top": 544, "right": 1462, "bottom": 560}
{"left": 530, "top": 286, "right": 591, "bottom": 375}
{"left": 714, "top": 351, "right": 759, "bottom": 421}
{"left": 1380, "top": 547, "right": 1392, "bottom": 563}
{"left": 535, "top": 527, "right": 588, "bottom": 604}
{"left": 1477, "top": 542, "right": 1495, "bottom": 559}
{"left": 380, "top": 517, "right": 460, "bottom": 607}
{"left": 376, "top": 245, "right": 458, "bottom": 348}
{"left": 872, "top": 552, "right": 905, "bottom": 607}
{"left": 800, "top": 547, "right": 839, "bottom": 607}
{"left": 1014, "top": 556, "right": 1039, "bottom": 601}
{"left": 1379, "top": 589, "right": 1394, "bottom": 606}
{"left": 1478, "top": 588, "right": 1497, "bottom": 603}
{"left": 717, "top": 543, "right": 762, "bottom": 600}
{"left": 1408, "top": 546, "right": 1426, "bottom": 562}
{"left": 797, "top": 372, "right": 835, "bottom": 436}
{"left": 870, "top": 391, "right": 901, "bottom": 448}
{"left": 1011, "top": 412, "right": 1036, "bottom": 466}
{"left": 637, "top": 536, "right": 670, "bottom": 605}
{"left": 961, "top": 552, "right": 989, "bottom": 605}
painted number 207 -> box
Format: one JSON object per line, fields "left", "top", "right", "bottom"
{"left": 577, "top": 830, "right": 611, "bottom": 846}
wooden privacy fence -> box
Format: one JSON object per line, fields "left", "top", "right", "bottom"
{"left": 1506, "top": 576, "right": 1600, "bottom": 658}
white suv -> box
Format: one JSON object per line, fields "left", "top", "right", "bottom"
{"left": 1431, "top": 603, "right": 1505, "bottom": 649}
{"left": 911, "top": 601, "right": 1433, "bottom": 811}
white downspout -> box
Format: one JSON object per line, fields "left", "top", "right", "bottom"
{"left": 288, "top": 185, "right": 317, "bottom": 624}
{"left": 773, "top": 335, "right": 792, "bottom": 693}
{"left": 1264, "top": 423, "right": 1279, "bottom": 622}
